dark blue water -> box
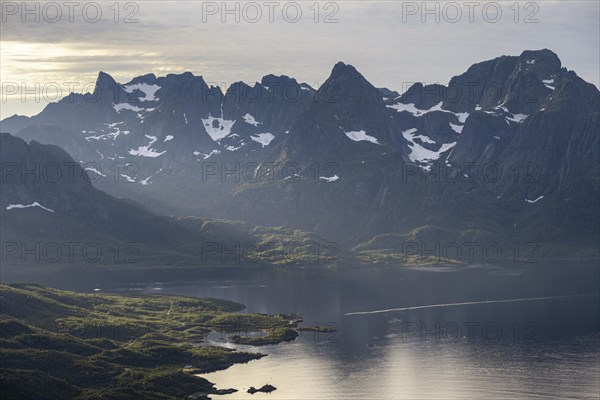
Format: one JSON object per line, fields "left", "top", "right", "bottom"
{"left": 11, "top": 261, "right": 600, "bottom": 399}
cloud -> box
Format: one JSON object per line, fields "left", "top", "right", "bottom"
{"left": 1, "top": 0, "right": 598, "bottom": 118}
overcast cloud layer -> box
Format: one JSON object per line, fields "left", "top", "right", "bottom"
{"left": 1, "top": 0, "right": 598, "bottom": 118}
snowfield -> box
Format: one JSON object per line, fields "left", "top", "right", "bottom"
{"left": 123, "top": 83, "right": 161, "bottom": 101}
{"left": 202, "top": 115, "right": 236, "bottom": 142}
{"left": 250, "top": 133, "right": 275, "bottom": 146}
{"left": 6, "top": 202, "right": 54, "bottom": 212}
{"left": 243, "top": 113, "right": 261, "bottom": 126}
{"left": 402, "top": 128, "right": 456, "bottom": 171}
{"left": 344, "top": 130, "right": 379, "bottom": 144}
{"left": 129, "top": 135, "right": 166, "bottom": 157}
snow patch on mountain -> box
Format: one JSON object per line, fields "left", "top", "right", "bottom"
{"left": 506, "top": 113, "right": 528, "bottom": 123}
{"left": 543, "top": 79, "right": 556, "bottom": 90}
{"left": 202, "top": 115, "right": 235, "bottom": 142}
{"left": 413, "top": 133, "right": 436, "bottom": 144}
{"left": 403, "top": 128, "right": 456, "bottom": 171}
{"left": 164, "top": 135, "right": 174, "bottom": 142}
{"left": 320, "top": 175, "right": 340, "bottom": 182}
{"left": 492, "top": 106, "right": 528, "bottom": 124}
{"left": 193, "top": 149, "right": 221, "bottom": 159}
{"left": 113, "top": 103, "right": 144, "bottom": 113}
{"left": 225, "top": 143, "right": 245, "bottom": 151}
{"left": 123, "top": 83, "right": 161, "bottom": 101}
{"left": 388, "top": 101, "right": 469, "bottom": 123}
{"left": 85, "top": 166, "right": 106, "bottom": 177}
{"left": 250, "top": 132, "right": 275, "bottom": 146}
{"left": 284, "top": 173, "right": 301, "bottom": 181}
{"left": 121, "top": 174, "right": 136, "bottom": 182}
{"left": 84, "top": 125, "right": 129, "bottom": 141}
{"left": 449, "top": 123, "right": 464, "bottom": 134}
{"left": 525, "top": 195, "right": 544, "bottom": 204}
{"left": 85, "top": 133, "right": 107, "bottom": 141}
{"left": 344, "top": 130, "right": 379, "bottom": 144}
{"left": 107, "top": 124, "right": 129, "bottom": 140}
{"left": 387, "top": 102, "right": 422, "bottom": 115}
{"left": 243, "top": 113, "right": 261, "bottom": 126}
{"left": 6, "top": 202, "right": 54, "bottom": 212}
{"left": 129, "top": 135, "right": 166, "bottom": 157}
{"left": 319, "top": 175, "right": 340, "bottom": 182}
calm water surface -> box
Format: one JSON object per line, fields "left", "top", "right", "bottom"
{"left": 16, "top": 262, "right": 600, "bottom": 399}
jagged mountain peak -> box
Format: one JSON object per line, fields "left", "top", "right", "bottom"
{"left": 377, "top": 87, "right": 400, "bottom": 99}
{"left": 261, "top": 74, "right": 298, "bottom": 86}
{"left": 0, "top": 132, "right": 93, "bottom": 206}
{"left": 127, "top": 73, "right": 158, "bottom": 85}
{"left": 399, "top": 82, "right": 448, "bottom": 110}
{"left": 164, "top": 71, "right": 198, "bottom": 80}
{"left": 96, "top": 70, "right": 116, "bottom": 84}
{"left": 160, "top": 71, "right": 209, "bottom": 89}
{"left": 93, "top": 71, "right": 121, "bottom": 97}
{"left": 542, "top": 69, "right": 600, "bottom": 116}
{"left": 326, "top": 61, "right": 364, "bottom": 83}
{"left": 225, "top": 80, "right": 257, "bottom": 94}
{"left": 507, "top": 49, "right": 563, "bottom": 91}
{"left": 518, "top": 49, "right": 562, "bottom": 70}
{"left": 316, "top": 61, "right": 381, "bottom": 105}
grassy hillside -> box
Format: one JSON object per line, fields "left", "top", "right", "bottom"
{"left": 0, "top": 209, "right": 354, "bottom": 271}
{"left": 0, "top": 284, "right": 299, "bottom": 399}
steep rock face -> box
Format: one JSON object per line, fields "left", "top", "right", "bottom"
{"left": 495, "top": 71, "right": 600, "bottom": 193}
{"left": 271, "top": 62, "right": 400, "bottom": 167}
{"left": 218, "top": 75, "right": 315, "bottom": 157}
{"left": 443, "top": 55, "right": 518, "bottom": 112}
{"left": 2, "top": 49, "right": 598, "bottom": 253}
{"left": 399, "top": 82, "right": 448, "bottom": 111}
{"left": 1, "top": 132, "right": 92, "bottom": 211}
{"left": 439, "top": 49, "right": 564, "bottom": 115}
{"left": 0, "top": 132, "right": 186, "bottom": 245}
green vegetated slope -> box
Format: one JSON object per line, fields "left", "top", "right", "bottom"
{"left": 0, "top": 284, "right": 297, "bottom": 400}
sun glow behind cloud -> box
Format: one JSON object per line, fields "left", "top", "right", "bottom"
{"left": 1, "top": 41, "right": 116, "bottom": 77}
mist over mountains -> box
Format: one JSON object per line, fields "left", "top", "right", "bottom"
{"left": 2, "top": 49, "right": 599, "bottom": 264}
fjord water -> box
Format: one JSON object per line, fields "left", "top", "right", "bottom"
{"left": 30, "top": 262, "right": 600, "bottom": 399}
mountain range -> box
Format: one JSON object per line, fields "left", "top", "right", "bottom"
{"left": 2, "top": 48, "right": 598, "bottom": 267}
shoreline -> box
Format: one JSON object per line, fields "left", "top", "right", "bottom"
{"left": 0, "top": 283, "right": 303, "bottom": 399}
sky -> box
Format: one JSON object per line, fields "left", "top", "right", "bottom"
{"left": 1, "top": 0, "right": 599, "bottom": 118}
